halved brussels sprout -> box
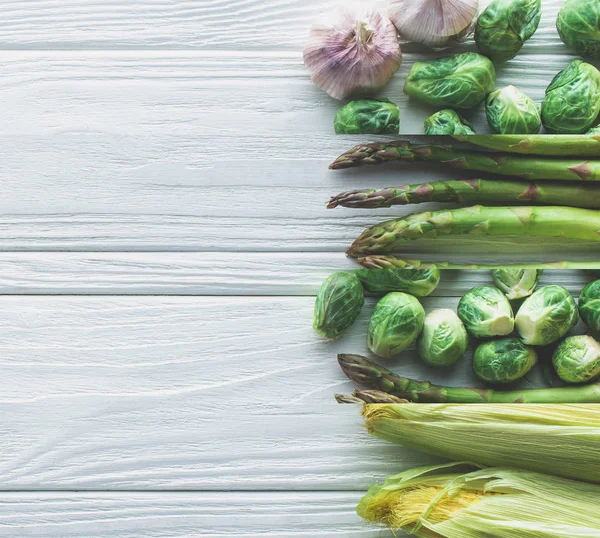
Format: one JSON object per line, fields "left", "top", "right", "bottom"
{"left": 334, "top": 99, "right": 400, "bottom": 135}
{"left": 355, "top": 268, "right": 440, "bottom": 297}
{"left": 368, "top": 292, "right": 425, "bottom": 359}
{"left": 552, "top": 335, "right": 600, "bottom": 384}
{"left": 424, "top": 109, "right": 476, "bottom": 135}
{"left": 557, "top": 0, "right": 600, "bottom": 60}
{"left": 491, "top": 269, "right": 543, "bottom": 300}
{"left": 404, "top": 53, "right": 496, "bottom": 109}
{"left": 515, "top": 285, "right": 578, "bottom": 346}
{"left": 457, "top": 286, "right": 515, "bottom": 338}
{"left": 313, "top": 272, "right": 364, "bottom": 339}
{"left": 485, "top": 86, "right": 541, "bottom": 134}
{"left": 475, "top": 0, "right": 542, "bottom": 62}
{"left": 473, "top": 337, "right": 537, "bottom": 384}
{"left": 541, "top": 60, "right": 600, "bottom": 134}
{"left": 418, "top": 309, "right": 468, "bottom": 367}
{"left": 579, "top": 279, "right": 600, "bottom": 332}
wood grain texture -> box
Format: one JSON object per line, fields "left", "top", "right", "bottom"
{"left": 1, "top": 50, "right": 597, "bottom": 260}
{"left": 0, "top": 291, "right": 590, "bottom": 489}
{"left": 0, "top": 491, "right": 395, "bottom": 537}
{"left": 0, "top": 0, "right": 568, "bottom": 53}
{"left": 0, "top": 253, "right": 593, "bottom": 295}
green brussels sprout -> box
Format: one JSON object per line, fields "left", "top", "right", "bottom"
{"left": 579, "top": 279, "right": 600, "bottom": 332}
{"left": 473, "top": 337, "right": 538, "bottom": 384}
{"left": 491, "top": 269, "right": 543, "bottom": 300}
{"left": 557, "top": 0, "right": 600, "bottom": 60}
{"left": 417, "top": 309, "right": 468, "bottom": 367}
{"left": 424, "top": 109, "right": 476, "bottom": 135}
{"left": 474, "top": 0, "right": 542, "bottom": 62}
{"left": 541, "top": 60, "right": 600, "bottom": 134}
{"left": 485, "top": 86, "right": 541, "bottom": 134}
{"left": 334, "top": 99, "right": 400, "bottom": 135}
{"left": 355, "top": 268, "right": 440, "bottom": 297}
{"left": 515, "top": 285, "right": 578, "bottom": 346}
{"left": 588, "top": 125, "right": 600, "bottom": 134}
{"left": 368, "top": 292, "right": 425, "bottom": 359}
{"left": 552, "top": 335, "right": 600, "bottom": 384}
{"left": 457, "top": 286, "right": 515, "bottom": 338}
{"left": 313, "top": 272, "right": 364, "bottom": 339}
{"left": 403, "top": 53, "right": 496, "bottom": 110}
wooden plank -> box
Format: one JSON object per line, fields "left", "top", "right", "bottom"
{"left": 0, "top": 252, "right": 593, "bottom": 295}
{"left": 0, "top": 294, "right": 588, "bottom": 489}
{"left": 0, "top": 0, "right": 566, "bottom": 53}
{"left": 0, "top": 50, "right": 596, "bottom": 259}
{"left": 0, "top": 491, "right": 396, "bottom": 537}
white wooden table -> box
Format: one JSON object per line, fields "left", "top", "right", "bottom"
{"left": 0, "top": 1, "right": 597, "bottom": 535}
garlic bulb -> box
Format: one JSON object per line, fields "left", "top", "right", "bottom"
{"left": 388, "top": 0, "right": 479, "bottom": 49}
{"left": 303, "top": 6, "right": 402, "bottom": 100}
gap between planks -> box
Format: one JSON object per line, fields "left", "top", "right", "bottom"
{"left": 0, "top": 252, "right": 594, "bottom": 295}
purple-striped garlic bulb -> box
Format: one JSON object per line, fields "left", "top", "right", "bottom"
{"left": 303, "top": 6, "right": 402, "bottom": 100}
{"left": 388, "top": 0, "right": 479, "bottom": 49}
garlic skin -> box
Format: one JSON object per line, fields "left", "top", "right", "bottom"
{"left": 303, "top": 6, "right": 402, "bottom": 100}
{"left": 388, "top": 0, "right": 479, "bottom": 49}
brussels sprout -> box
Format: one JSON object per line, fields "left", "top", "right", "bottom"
{"left": 473, "top": 337, "right": 538, "bottom": 384}
{"left": 491, "top": 269, "right": 543, "bottom": 300}
{"left": 404, "top": 53, "right": 496, "bottom": 109}
{"left": 474, "top": 0, "right": 542, "bottom": 62}
{"left": 457, "top": 286, "right": 515, "bottom": 338}
{"left": 313, "top": 272, "right": 364, "bottom": 339}
{"left": 588, "top": 126, "right": 600, "bottom": 135}
{"left": 355, "top": 268, "right": 440, "bottom": 297}
{"left": 424, "top": 109, "right": 476, "bottom": 135}
{"left": 485, "top": 86, "right": 541, "bottom": 134}
{"left": 552, "top": 335, "right": 600, "bottom": 384}
{"left": 515, "top": 285, "right": 578, "bottom": 346}
{"left": 334, "top": 99, "right": 400, "bottom": 135}
{"left": 417, "top": 309, "right": 468, "bottom": 367}
{"left": 368, "top": 292, "right": 425, "bottom": 359}
{"left": 579, "top": 279, "right": 600, "bottom": 332}
{"left": 541, "top": 60, "right": 600, "bottom": 134}
{"left": 557, "top": 0, "right": 600, "bottom": 60}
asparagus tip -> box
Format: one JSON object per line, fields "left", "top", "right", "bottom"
{"left": 334, "top": 393, "right": 363, "bottom": 404}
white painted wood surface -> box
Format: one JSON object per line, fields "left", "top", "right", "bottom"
{"left": 0, "top": 0, "right": 598, "bottom": 535}
{"left": 0, "top": 491, "right": 393, "bottom": 538}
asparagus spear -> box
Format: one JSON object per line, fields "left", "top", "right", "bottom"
{"left": 454, "top": 134, "right": 600, "bottom": 156}
{"left": 328, "top": 179, "right": 600, "bottom": 209}
{"left": 346, "top": 205, "right": 600, "bottom": 258}
{"left": 338, "top": 354, "right": 600, "bottom": 403}
{"left": 357, "top": 255, "right": 600, "bottom": 271}
{"left": 334, "top": 391, "right": 408, "bottom": 404}
{"left": 329, "top": 141, "right": 600, "bottom": 181}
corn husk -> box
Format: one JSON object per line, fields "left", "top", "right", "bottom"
{"left": 363, "top": 403, "right": 600, "bottom": 483}
{"left": 358, "top": 462, "right": 600, "bottom": 537}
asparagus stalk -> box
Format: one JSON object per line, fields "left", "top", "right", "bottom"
{"left": 454, "top": 134, "right": 600, "bottom": 156}
{"left": 346, "top": 205, "right": 600, "bottom": 258}
{"left": 328, "top": 179, "right": 600, "bottom": 209}
{"left": 338, "top": 354, "right": 600, "bottom": 403}
{"left": 329, "top": 141, "right": 600, "bottom": 181}
{"left": 357, "top": 255, "right": 600, "bottom": 271}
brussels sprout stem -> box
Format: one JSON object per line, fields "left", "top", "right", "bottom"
{"left": 338, "top": 354, "right": 600, "bottom": 403}
{"left": 454, "top": 134, "right": 600, "bottom": 156}
{"left": 329, "top": 141, "right": 600, "bottom": 181}
{"left": 328, "top": 179, "right": 600, "bottom": 209}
